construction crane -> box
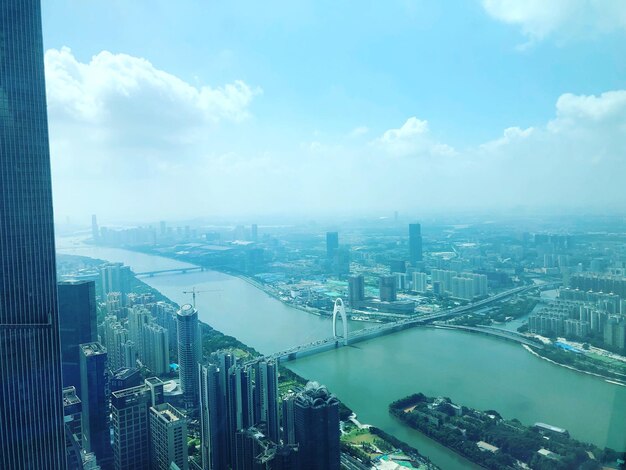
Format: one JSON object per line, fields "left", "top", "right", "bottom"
{"left": 182, "top": 286, "right": 222, "bottom": 308}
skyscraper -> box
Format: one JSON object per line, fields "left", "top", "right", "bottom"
{"left": 199, "top": 363, "right": 226, "bottom": 470}
{"left": 379, "top": 275, "right": 397, "bottom": 302}
{"left": 149, "top": 403, "right": 189, "bottom": 470}
{"left": 111, "top": 378, "right": 165, "bottom": 470}
{"left": 253, "top": 360, "right": 280, "bottom": 443}
{"left": 92, "top": 215, "right": 100, "bottom": 242}
{"left": 326, "top": 231, "right": 339, "bottom": 258}
{"left": 80, "top": 342, "right": 113, "bottom": 470}
{"left": 0, "top": 1, "right": 67, "bottom": 468}
{"left": 348, "top": 275, "right": 365, "bottom": 307}
{"left": 409, "top": 223, "right": 423, "bottom": 264}
{"left": 177, "top": 304, "right": 201, "bottom": 409}
{"left": 100, "top": 262, "right": 132, "bottom": 303}
{"left": 59, "top": 280, "right": 98, "bottom": 393}
{"left": 292, "top": 382, "right": 340, "bottom": 470}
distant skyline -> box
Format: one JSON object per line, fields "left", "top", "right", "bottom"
{"left": 42, "top": 1, "right": 626, "bottom": 222}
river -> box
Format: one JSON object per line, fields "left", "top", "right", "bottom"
{"left": 58, "top": 241, "right": 626, "bottom": 470}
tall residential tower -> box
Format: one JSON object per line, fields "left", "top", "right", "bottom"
{"left": 0, "top": 1, "right": 66, "bottom": 467}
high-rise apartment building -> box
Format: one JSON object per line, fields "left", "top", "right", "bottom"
{"left": 100, "top": 263, "right": 132, "bottom": 302}
{"left": 253, "top": 360, "right": 280, "bottom": 443}
{"left": 143, "top": 322, "right": 170, "bottom": 376}
{"left": 199, "top": 363, "right": 226, "bottom": 470}
{"left": 79, "top": 342, "right": 113, "bottom": 469}
{"left": 59, "top": 280, "right": 98, "bottom": 393}
{"left": 149, "top": 403, "right": 189, "bottom": 470}
{"left": 412, "top": 272, "right": 427, "bottom": 293}
{"left": 409, "top": 223, "right": 423, "bottom": 264}
{"left": 0, "top": 3, "right": 67, "bottom": 467}
{"left": 177, "top": 304, "right": 201, "bottom": 409}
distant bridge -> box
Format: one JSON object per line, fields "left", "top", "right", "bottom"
{"left": 253, "top": 282, "right": 556, "bottom": 364}
{"left": 135, "top": 266, "right": 205, "bottom": 277}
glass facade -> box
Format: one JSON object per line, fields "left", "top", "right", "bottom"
{"left": 0, "top": 0, "right": 66, "bottom": 468}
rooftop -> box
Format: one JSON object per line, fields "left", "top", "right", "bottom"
{"left": 80, "top": 342, "right": 107, "bottom": 356}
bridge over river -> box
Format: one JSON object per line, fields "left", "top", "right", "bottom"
{"left": 248, "top": 283, "right": 555, "bottom": 365}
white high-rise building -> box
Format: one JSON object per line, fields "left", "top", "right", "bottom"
{"left": 412, "top": 272, "right": 427, "bottom": 293}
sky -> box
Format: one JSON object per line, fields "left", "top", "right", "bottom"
{"left": 41, "top": 1, "right": 626, "bottom": 224}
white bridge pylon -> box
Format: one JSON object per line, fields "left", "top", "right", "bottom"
{"left": 332, "top": 298, "right": 348, "bottom": 346}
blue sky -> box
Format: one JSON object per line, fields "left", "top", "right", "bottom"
{"left": 42, "top": 1, "right": 626, "bottom": 222}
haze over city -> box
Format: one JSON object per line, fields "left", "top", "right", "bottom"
{"left": 42, "top": 0, "right": 626, "bottom": 222}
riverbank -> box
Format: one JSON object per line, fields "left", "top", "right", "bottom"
{"left": 523, "top": 345, "right": 626, "bottom": 387}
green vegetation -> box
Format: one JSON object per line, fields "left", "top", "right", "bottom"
{"left": 390, "top": 393, "right": 624, "bottom": 470}
{"left": 340, "top": 424, "right": 439, "bottom": 469}
{"left": 529, "top": 345, "right": 626, "bottom": 383}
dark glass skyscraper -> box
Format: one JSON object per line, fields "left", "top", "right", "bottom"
{"left": 59, "top": 280, "right": 98, "bottom": 393}
{"left": 0, "top": 1, "right": 67, "bottom": 468}
{"left": 409, "top": 222, "right": 423, "bottom": 264}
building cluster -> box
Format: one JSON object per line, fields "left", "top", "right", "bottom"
{"left": 430, "top": 270, "right": 488, "bottom": 300}
{"left": 199, "top": 354, "right": 339, "bottom": 470}
{"left": 529, "top": 274, "right": 626, "bottom": 352}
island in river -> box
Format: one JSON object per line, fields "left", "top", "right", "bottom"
{"left": 390, "top": 393, "right": 625, "bottom": 470}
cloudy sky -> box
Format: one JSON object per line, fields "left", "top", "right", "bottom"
{"left": 42, "top": 1, "right": 626, "bottom": 223}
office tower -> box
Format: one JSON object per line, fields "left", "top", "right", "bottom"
{"left": 111, "top": 378, "right": 164, "bottom": 470}
{"left": 199, "top": 363, "right": 227, "bottom": 470}
{"left": 79, "top": 343, "right": 113, "bottom": 470}
{"left": 143, "top": 323, "right": 170, "bottom": 375}
{"left": 335, "top": 246, "right": 351, "bottom": 275}
{"left": 389, "top": 259, "right": 406, "bottom": 273}
{"left": 251, "top": 224, "right": 258, "bottom": 242}
{"left": 292, "top": 382, "right": 340, "bottom": 470}
{"left": 395, "top": 272, "right": 407, "bottom": 291}
{"left": 100, "top": 262, "right": 132, "bottom": 302}
{"left": 379, "top": 275, "right": 397, "bottom": 301}
{"left": 92, "top": 215, "right": 100, "bottom": 242}
{"left": 412, "top": 272, "right": 427, "bottom": 293}
{"left": 63, "top": 386, "right": 84, "bottom": 470}
{"left": 177, "top": 304, "right": 201, "bottom": 409}
{"left": 150, "top": 403, "right": 189, "bottom": 470}
{"left": 160, "top": 221, "right": 167, "bottom": 237}
{"left": 110, "top": 367, "right": 142, "bottom": 393}
{"left": 326, "top": 231, "right": 339, "bottom": 258}
{"left": 0, "top": 1, "right": 67, "bottom": 468}
{"left": 59, "top": 280, "right": 98, "bottom": 393}
{"left": 253, "top": 360, "right": 280, "bottom": 443}
{"left": 409, "top": 223, "right": 423, "bottom": 264}
{"left": 348, "top": 275, "right": 365, "bottom": 307}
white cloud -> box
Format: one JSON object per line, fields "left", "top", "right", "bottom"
{"left": 45, "top": 47, "right": 262, "bottom": 219}
{"left": 372, "top": 117, "right": 456, "bottom": 157}
{"left": 46, "top": 47, "right": 259, "bottom": 149}
{"left": 45, "top": 49, "right": 626, "bottom": 219}
{"left": 482, "top": 0, "right": 626, "bottom": 42}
